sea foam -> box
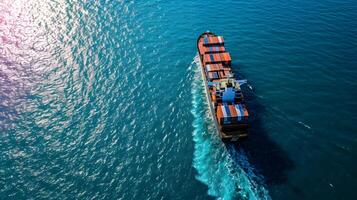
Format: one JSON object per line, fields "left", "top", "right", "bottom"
{"left": 190, "top": 56, "right": 270, "bottom": 200}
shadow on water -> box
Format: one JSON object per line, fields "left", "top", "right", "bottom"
{"left": 225, "top": 65, "right": 295, "bottom": 186}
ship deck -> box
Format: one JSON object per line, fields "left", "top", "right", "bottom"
{"left": 196, "top": 32, "right": 249, "bottom": 142}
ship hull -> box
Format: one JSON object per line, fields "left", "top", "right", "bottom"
{"left": 196, "top": 32, "right": 249, "bottom": 142}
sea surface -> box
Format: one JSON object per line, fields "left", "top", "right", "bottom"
{"left": 1, "top": 0, "right": 357, "bottom": 199}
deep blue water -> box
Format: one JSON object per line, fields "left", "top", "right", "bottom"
{"left": 1, "top": 0, "right": 357, "bottom": 199}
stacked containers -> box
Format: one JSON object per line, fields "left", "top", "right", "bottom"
{"left": 199, "top": 34, "right": 249, "bottom": 131}
{"left": 219, "top": 71, "right": 226, "bottom": 78}
{"left": 207, "top": 72, "right": 219, "bottom": 80}
{"left": 203, "top": 54, "right": 212, "bottom": 64}
{"left": 213, "top": 53, "right": 221, "bottom": 62}
{"left": 204, "top": 36, "right": 224, "bottom": 46}
{"left": 205, "top": 64, "right": 232, "bottom": 80}
{"left": 205, "top": 64, "right": 224, "bottom": 72}
{"left": 216, "top": 104, "right": 249, "bottom": 125}
{"left": 220, "top": 52, "right": 231, "bottom": 62}
{"left": 204, "top": 46, "right": 226, "bottom": 54}
{"left": 204, "top": 53, "right": 231, "bottom": 65}
{"left": 219, "top": 71, "right": 231, "bottom": 78}
{"left": 198, "top": 45, "right": 205, "bottom": 55}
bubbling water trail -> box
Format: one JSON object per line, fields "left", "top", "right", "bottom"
{"left": 190, "top": 55, "right": 270, "bottom": 200}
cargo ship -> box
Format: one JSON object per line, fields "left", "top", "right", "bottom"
{"left": 196, "top": 32, "right": 249, "bottom": 142}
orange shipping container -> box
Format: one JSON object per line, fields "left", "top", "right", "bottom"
{"left": 204, "top": 54, "right": 211, "bottom": 63}
{"left": 225, "top": 53, "right": 232, "bottom": 61}
{"left": 220, "top": 53, "right": 226, "bottom": 61}
{"left": 211, "top": 93, "right": 216, "bottom": 102}
{"left": 228, "top": 105, "right": 238, "bottom": 117}
{"left": 213, "top": 53, "right": 221, "bottom": 62}
{"left": 220, "top": 52, "right": 231, "bottom": 62}
{"left": 208, "top": 37, "right": 214, "bottom": 44}
{"left": 213, "top": 37, "right": 219, "bottom": 44}
{"left": 216, "top": 105, "right": 223, "bottom": 124}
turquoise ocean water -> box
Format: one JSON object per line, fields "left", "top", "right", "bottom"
{"left": 1, "top": 0, "right": 357, "bottom": 199}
